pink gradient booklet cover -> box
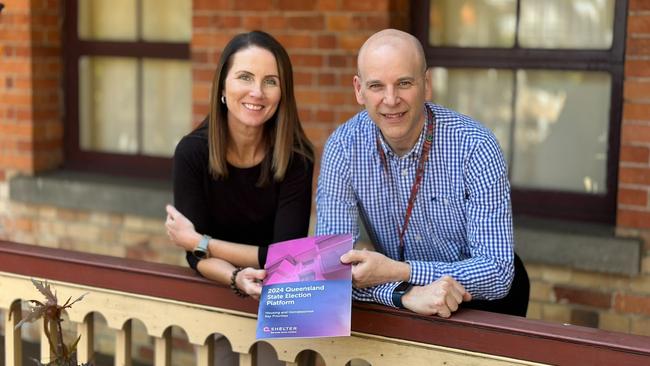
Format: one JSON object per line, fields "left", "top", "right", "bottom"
{"left": 256, "top": 234, "right": 353, "bottom": 339}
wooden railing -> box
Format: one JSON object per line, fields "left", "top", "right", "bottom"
{"left": 2, "top": 240, "right": 650, "bottom": 366}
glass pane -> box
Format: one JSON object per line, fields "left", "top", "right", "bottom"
{"left": 78, "top": 0, "right": 137, "bottom": 41}
{"left": 430, "top": 67, "right": 514, "bottom": 164}
{"left": 519, "top": 0, "right": 615, "bottom": 49}
{"left": 512, "top": 70, "right": 611, "bottom": 193}
{"left": 142, "top": 59, "right": 192, "bottom": 157}
{"left": 142, "top": 0, "right": 192, "bottom": 42}
{"left": 429, "top": 0, "right": 517, "bottom": 47}
{"left": 79, "top": 56, "right": 138, "bottom": 154}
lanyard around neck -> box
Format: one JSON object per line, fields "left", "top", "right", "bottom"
{"left": 376, "top": 107, "right": 435, "bottom": 261}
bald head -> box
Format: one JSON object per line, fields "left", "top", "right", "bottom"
{"left": 357, "top": 29, "right": 427, "bottom": 78}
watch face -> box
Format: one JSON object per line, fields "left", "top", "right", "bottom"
{"left": 395, "top": 282, "right": 411, "bottom": 292}
{"left": 193, "top": 249, "right": 207, "bottom": 259}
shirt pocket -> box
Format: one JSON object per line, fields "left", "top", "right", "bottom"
{"left": 425, "top": 193, "right": 467, "bottom": 242}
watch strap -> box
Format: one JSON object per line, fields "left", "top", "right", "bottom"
{"left": 193, "top": 234, "right": 211, "bottom": 259}
{"left": 392, "top": 282, "right": 413, "bottom": 309}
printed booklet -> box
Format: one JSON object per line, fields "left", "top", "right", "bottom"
{"left": 256, "top": 234, "right": 353, "bottom": 339}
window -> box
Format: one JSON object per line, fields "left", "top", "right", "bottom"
{"left": 412, "top": 0, "right": 627, "bottom": 223}
{"left": 64, "top": 0, "right": 191, "bottom": 179}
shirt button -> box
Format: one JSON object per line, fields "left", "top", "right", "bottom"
{"left": 415, "top": 234, "right": 422, "bottom": 242}
{"left": 401, "top": 169, "right": 408, "bottom": 176}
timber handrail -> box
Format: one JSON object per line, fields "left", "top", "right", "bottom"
{"left": 1, "top": 240, "right": 649, "bottom": 365}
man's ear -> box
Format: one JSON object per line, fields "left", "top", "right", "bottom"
{"left": 424, "top": 68, "right": 433, "bottom": 101}
{"left": 353, "top": 75, "right": 365, "bottom": 106}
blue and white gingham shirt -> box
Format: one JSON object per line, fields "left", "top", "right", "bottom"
{"left": 316, "top": 102, "right": 514, "bottom": 307}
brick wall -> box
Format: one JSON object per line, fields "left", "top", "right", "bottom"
{"left": 1, "top": 0, "right": 650, "bottom": 353}
{"left": 0, "top": 0, "right": 63, "bottom": 178}
{"left": 191, "top": 0, "right": 410, "bottom": 160}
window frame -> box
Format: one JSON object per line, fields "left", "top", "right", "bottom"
{"left": 63, "top": 0, "right": 190, "bottom": 179}
{"left": 411, "top": 0, "right": 628, "bottom": 223}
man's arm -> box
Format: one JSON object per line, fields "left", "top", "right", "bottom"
{"left": 408, "top": 136, "right": 515, "bottom": 300}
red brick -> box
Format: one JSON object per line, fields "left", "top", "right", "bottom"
{"left": 194, "top": 0, "right": 230, "bottom": 11}
{"left": 191, "top": 50, "right": 209, "bottom": 63}
{"left": 192, "top": 33, "right": 232, "bottom": 48}
{"left": 276, "top": 34, "right": 313, "bottom": 49}
{"left": 553, "top": 286, "right": 612, "bottom": 309}
{"left": 621, "top": 123, "right": 650, "bottom": 143}
{"left": 614, "top": 293, "right": 650, "bottom": 315}
{"left": 0, "top": 170, "right": 5, "bottom": 182}
{"left": 234, "top": 0, "right": 272, "bottom": 11}
{"left": 327, "top": 15, "right": 352, "bottom": 31}
{"left": 626, "top": 60, "right": 650, "bottom": 77}
{"left": 293, "top": 71, "right": 313, "bottom": 86}
{"left": 628, "top": 14, "right": 650, "bottom": 34}
{"left": 339, "top": 34, "right": 368, "bottom": 51}
{"left": 288, "top": 15, "right": 325, "bottom": 31}
{"left": 627, "top": 38, "right": 650, "bottom": 55}
{"left": 318, "top": 73, "right": 336, "bottom": 86}
{"left": 316, "top": 0, "right": 338, "bottom": 11}
{"left": 242, "top": 15, "right": 265, "bottom": 29}
{"left": 618, "top": 187, "right": 648, "bottom": 206}
{"left": 290, "top": 54, "right": 323, "bottom": 67}
{"left": 277, "top": 0, "right": 317, "bottom": 11}
{"left": 266, "top": 16, "right": 288, "bottom": 30}
{"left": 341, "top": 15, "right": 391, "bottom": 30}
{"left": 341, "top": 0, "right": 388, "bottom": 11}
{"left": 624, "top": 81, "right": 650, "bottom": 102}
{"left": 630, "top": 0, "right": 650, "bottom": 11}
{"left": 327, "top": 55, "right": 348, "bottom": 68}
{"left": 192, "top": 84, "right": 211, "bottom": 102}
{"left": 323, "top": 90, "right": 352, "bottom": 105}
{"left": 193, "top": 68, "right": 215, "bottom": 83}
{"left": 618, "top": 209, "right": 650, "bottom": 228}
{"left": 623, "top": 103, "right": 650, "bottom": 121}
{"left": 620, "top": 167, "right": 650, "bottom": 185}
{"left": 620, "top": 145, "right": 650, "bottom": 164}
{"left": 314, "top": 109, "right": 335, "bottom": 123}
{"left": 295, "top": 89, "right": 321, "bottom": 104}
{"left": 317, "top": 35, "right": 337, "bottom": 49}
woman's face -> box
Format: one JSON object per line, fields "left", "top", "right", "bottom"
{"left": 223, "top": 46, "right": 281, "bottom": 130}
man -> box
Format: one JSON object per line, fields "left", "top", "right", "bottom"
{"left": 316, "top": 29, "right": 523, "bottom": 318}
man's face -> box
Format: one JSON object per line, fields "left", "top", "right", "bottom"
{"left": 353, "top": 43, "right": 430, "bottom": 155}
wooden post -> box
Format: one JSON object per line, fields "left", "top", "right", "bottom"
{"left": 4, "top": 301, "right": 22, "bottom": 366}
{"left": 76, "top": 313, "right": 94, "bottom": 364}
{"left": 154, "top": 327, "right": 171, "bottom": 366}
{"left": 195, "top": 337, "right": 214, "bottom": 366}
{"left": 115, "top": 319, "right": 133, "bottom": 366}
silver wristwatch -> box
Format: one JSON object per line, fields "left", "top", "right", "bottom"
{"left": 192, "top": 234, "right": 211, "bottom": 259}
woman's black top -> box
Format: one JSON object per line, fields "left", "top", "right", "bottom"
{"left": 172, "top": 121, "right": 313, "bottom": 271}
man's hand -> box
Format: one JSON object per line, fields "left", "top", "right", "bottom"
{"left": 340, "top": 249, "right": 410, "bottom": 288}
{"left": 236, "top": 268, "right": 266, "bottom": 300}
{"left": 402, "top": 276, "right": 472, "bottom": 318}
{"left": 165, "top": 204, "right": 201, "bottom": 251}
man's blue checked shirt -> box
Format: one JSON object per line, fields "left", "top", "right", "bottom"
{"left": 316, "top": 102, "right": 514, "bottom": 307}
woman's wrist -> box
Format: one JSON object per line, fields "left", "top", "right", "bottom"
{"left": 230, "top": 267, "right": 247, "bottom": 297}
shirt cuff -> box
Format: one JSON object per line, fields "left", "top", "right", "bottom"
{"left": 407, "top": 260, "right": 434, "bottom": 286}
{"left": 371, "top": 282, "right": 403, "bottom": 308}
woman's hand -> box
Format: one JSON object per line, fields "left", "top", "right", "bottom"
{"left": 236, "top": 268, "right": 266, "bottom": 300}
{"left": 165, "top": 204, "right": 201, "bottom": 251}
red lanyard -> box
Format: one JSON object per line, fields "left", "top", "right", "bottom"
{"left": 376, "top": 107, "right": 434, "bottom": 261}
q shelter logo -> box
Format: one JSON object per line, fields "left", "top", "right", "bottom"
{"left": 267, "top": 326, "right": 298, "bottom": 334}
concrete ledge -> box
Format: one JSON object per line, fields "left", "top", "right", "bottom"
{"left": 515, "top": 216, "right": 642, "bottom": 276}
{"left": 9, "top": 170, "right": 172, "bottom": 218}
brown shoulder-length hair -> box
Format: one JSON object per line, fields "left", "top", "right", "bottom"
{"left": 207, "top": 30, "right": 314, "bottom": 185}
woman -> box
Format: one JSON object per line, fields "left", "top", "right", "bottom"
{"left": 165, "top": 31, "right": 314, "bottom": 300}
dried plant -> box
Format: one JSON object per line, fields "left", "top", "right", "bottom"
{"left": 14, "top": 278, "right": 90, "bottom": 366}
